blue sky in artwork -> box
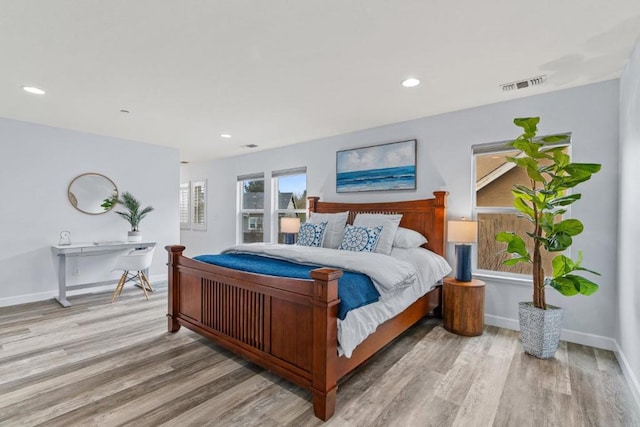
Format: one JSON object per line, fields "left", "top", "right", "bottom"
{"left": 337, "top": 140, "right": 415, "bottom": 173}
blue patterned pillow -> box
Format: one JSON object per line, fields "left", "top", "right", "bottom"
{"left": 296, "top": 222, "right": 328, "bottom": 247}
{"left": 338, "top": 224, "right": 383, "bottom": 252}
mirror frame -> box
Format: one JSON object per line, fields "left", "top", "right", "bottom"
{"left": 67, "top": 172, "right": 119, "bottom": 215}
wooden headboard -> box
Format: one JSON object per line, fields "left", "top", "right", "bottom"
{"left": 307, "top": 191, "right": 448, "bottom": 257}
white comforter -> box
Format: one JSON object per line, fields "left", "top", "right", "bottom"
{"left": 222, "top": 243, "right": 452, "bottom": 357}
{"left": 223, "top": 243, "right": 416, "bottom": 296}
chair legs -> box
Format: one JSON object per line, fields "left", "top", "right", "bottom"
{"left": 111, "top": 272, "right": 127, "bottom": 303}
{"left": 111, "top": 270, "right": 153, "bottom": 302}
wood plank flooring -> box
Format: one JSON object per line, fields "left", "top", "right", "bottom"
{"left": 1, "top": 286, "right": 638, "bottom": 426}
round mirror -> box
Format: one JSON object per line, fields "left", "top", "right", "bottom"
{"left": 68, "top": 173, "right": 118, "bottom": 215}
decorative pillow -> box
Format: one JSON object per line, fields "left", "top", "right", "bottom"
{"left": 393, "top": 227, "right": 428, "bottom": 248}
{"left": 296, "top": 222, "right": 328, "bottom": 247}
{"left": 338, "top": 224, "right": 383, "bottom": 252}
{"left": 353, "top": 213, "right": 402, "bottom": 255}
{"left": 308, "top": 211, "right": 349, "bottom": 249}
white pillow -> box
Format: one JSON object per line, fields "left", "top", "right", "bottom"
{"left": 353, "top": 213, "right": 402, "bottom": 255}
{"left": 309, "top": 211, "right": 349, "bottom": 249}
{"left": 393, "top": 227, "right": 428, "bottom": 248}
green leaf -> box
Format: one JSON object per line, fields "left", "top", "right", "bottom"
{"left": 552, "top": 150, "right": 570, "bottom": 169}
{"left": 514, "top": 117, "right": 540, "bottom": 138}
{"left": 513, "top": 185, "right": 536, "bottom": 197}
{"left": 549, "top": 277, "right": 580, "bottom": 296}
{"left": 496, "top": 232, "right": 530, "bottom": 258}
{"left": 564, "top": 163, "right": 601, "bottom": 179}
{"left": 549, "top": 194, "right": 581, "bottom": 207}
{"left": 513, "top": 196, "right": 534, "bottom": 217}
{"left": 546, "top": 232, "right": 572, "bottom": 252}
{"left": 554, "top": 219, "right": 584, "bottom": 236}
{"left": 564, "top": 274, "right": 599, "bottom": 295}
{"left": 539, "top": 134, "right": 570, "bottom": 143}
{"left": 552, "top": 254, "right": 575, "bottom": 277}
{"left": 502, "top": 256, "right": 530, "bottom": 266}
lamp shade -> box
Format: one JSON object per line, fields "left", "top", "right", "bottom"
{"left": 448, "top": 219, "right": 478, "bottom": 243}
{"left": 280, "top": 217, "right": 301, "bottom": 234}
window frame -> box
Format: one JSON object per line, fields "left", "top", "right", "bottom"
{"left": 271, "top": 167, "right": 307, "bottom": 243}
{"left": 179, "top": 182, "right": 191, "bottom": 230}
{"left": 237, "top": 173, "right": 266, "bottom": 244}
{"left": 471, "top": 134, "right": 571, "bottom": 279}
{"left": 191, "top": 179, "right": 207, "bottom": 231}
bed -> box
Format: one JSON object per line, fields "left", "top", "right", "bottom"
{"left": 165, "top": 191, "right": 448, "bottom": 420}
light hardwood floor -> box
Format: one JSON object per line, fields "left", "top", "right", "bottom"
{"left": 1, "top": 286, "right": 638, "bottom": 426}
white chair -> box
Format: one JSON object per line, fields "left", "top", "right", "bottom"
{"left": 111, "top": 247, "right": 155, "bottom": 302}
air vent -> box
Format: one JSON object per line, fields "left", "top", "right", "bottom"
{"left": 243, "top": 144, "right": 259, "bottom": 149}
{"left": 501, "top": 75, "right": 547, "bottom": 92}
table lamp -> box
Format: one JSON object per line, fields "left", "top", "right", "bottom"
{"left": 280, "top": 217, "right": 301, "bottom": 244}
{"left": 448, "top": 218, "right": 478, "bottom": 282}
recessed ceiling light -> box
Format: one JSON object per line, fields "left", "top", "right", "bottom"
{"left": 22, "top": 86, "right": 46, "bottom": 95}
{"left": 221, "top": 133, "right": 232, "bottom": 138}
{"left": 401, "top": 78, "right": 420, "bottom": 88}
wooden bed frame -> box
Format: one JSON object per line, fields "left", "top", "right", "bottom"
{"left": 166, "top": 191, "right": 447, "bottom": 420}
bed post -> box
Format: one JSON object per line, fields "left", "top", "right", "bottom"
{"left": 166, "top": 245, "right": 185, "bottom": 333}
{"left": 308, "top": 196, "right": 320, "bottom": 214}
{"left": 309, "top": 267, "right": 342, "bottom": 421}
{"left": 431, "top": 191, "right": 448, "bottom": 258}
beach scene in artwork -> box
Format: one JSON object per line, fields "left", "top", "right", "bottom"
{"left": 337, "top": 140, "right": 416, "bottom": 192}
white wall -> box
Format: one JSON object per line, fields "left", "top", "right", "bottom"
{"left": 618, "top": 39, "right": 640, "bottom": 406}
{"left": 182, "top": 80, "right": 620, "bottom": 347}
{"left": 0, "top": 118, "right": 180, "bottom": 306}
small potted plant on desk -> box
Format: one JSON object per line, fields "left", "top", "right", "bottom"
{"left": 109, "top": 191, "right": 154, "bottom": 242}
{"left": 496, "top": 117, "right": 601, "bottom": 359}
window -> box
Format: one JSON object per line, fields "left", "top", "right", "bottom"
{"left": 179, "top": 183, "right": 190, "bottom": 230}
{"left": 192, "top": 180, "right": 207, "bottom": 231}
{"left": 272, "top": 168, "right": 307, "bottom": 243}
{"left": 473, "top": 137, "right": 570, "bottom": 276}
{"left": 180, "top": 180, "right": 206, "bottom": 231}
{"left": 238, "top": 173, "right": 265, "bottom": 243}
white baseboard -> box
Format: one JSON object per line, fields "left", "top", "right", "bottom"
{"left": 615, "top": 343, "right": 640, "bottom": 411}
{"left": 0, "top": 274, "right": 167, "bottom": 308}
{"left": 484, "top": 314, "right": 616, "bottom": 350}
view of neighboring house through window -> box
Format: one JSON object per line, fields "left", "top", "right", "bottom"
{"left": 473, "top": 137, "right": 570, "bottom": 275}
{"left": 179, "top": 182, "right": 190, "bottom": 230}
{"left": 239, "top": 173, "right": 265, "bottom": 243}
{"left": 272, "top": 167, "right": 307, "bottom": 243}
{"left": 192, "top": 180, "right": 207, "bottom": 231}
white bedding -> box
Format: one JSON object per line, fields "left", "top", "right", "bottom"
{"left": 223, "top": 243, "right": 417, "bottom": 295}
{"left": 221, "top": 243, "right": 451, "bottom": 358}
{"left": 338, "top": 247, "right": 451, "bottom": 356}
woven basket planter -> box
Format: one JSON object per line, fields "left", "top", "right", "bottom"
{"left": 518, "top": 302, "right": 563, "bottom": 359}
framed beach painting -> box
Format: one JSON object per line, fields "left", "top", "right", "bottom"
{"left": 336, "top": 139, "right": 417, "bottom": 193}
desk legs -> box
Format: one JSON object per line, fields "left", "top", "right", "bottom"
{"left": 55, "top": 255, "right": 71, "bottom": 307}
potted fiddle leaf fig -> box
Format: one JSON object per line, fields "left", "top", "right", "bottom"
{"left": 113, "top": 191, "right": 154, "bottom": 242}
{"left": 496, "top": 117, "right": 601, "bottom": 359}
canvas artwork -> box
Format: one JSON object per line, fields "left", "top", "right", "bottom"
{"left": 336, "top": 139, "right": 417, "bottom": 193}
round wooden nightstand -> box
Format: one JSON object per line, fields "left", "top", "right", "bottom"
{"left": 442, "top": 276, "right": 485, "bottom": 336}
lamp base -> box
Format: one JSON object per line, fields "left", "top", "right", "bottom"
{"left": 284, "top": 233, "right": 295, "bottom": 245}
{"left": 455, "top": 244, "right": 472, "bottom": 282}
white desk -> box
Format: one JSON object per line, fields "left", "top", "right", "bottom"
{"left": 51, "top": 241, "right": 157, "bottom": 307}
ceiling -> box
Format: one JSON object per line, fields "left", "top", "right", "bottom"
{"left": 2, "top": 1, "right": 640, "bottom": 162}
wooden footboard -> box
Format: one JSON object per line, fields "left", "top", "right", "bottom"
{"left": 166, "top": 245, "right": 343, "bottom": 420}
{"left": 166, "top": 192, "right": 447, "bottom": 420}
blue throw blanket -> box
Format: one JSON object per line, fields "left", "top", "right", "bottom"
{"left": 193, "top": 253, "right": 380, "bottom": 320}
